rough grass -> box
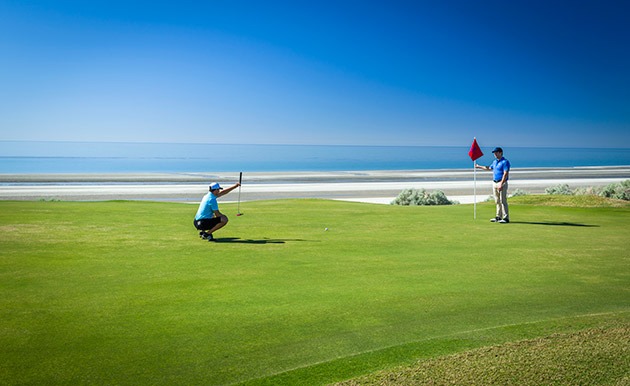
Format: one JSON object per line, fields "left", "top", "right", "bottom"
{"left": 334, "top": 324, "right": 629, "bottom": 385}
{"left": 0, "top": 196, "right": 628, "bottom": 385}
{"left": 511, "top": 194, "right": 630, "bottom": 208}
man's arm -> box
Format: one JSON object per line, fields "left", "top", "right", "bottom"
{"left": 216, "top": 183, "right": 240, "bottom": 198}
{"left": 497, "top": 170, "right": 509, "bottom": 190}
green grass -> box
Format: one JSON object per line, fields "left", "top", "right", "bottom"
{"left": 0, "top": 197, "right": 628, "bottom": 385}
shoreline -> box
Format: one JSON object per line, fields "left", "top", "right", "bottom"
{"left": 1, "top": 166, "right": 628, "bottom": 204}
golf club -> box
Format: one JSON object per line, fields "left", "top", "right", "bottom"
{"left": 236, "top": 172, "right": 243, "bottom": 216}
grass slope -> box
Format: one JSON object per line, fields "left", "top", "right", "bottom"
{"left": 0, "top": 197, "right": 628, "bottom": 385}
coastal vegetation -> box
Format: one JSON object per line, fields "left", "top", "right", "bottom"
{"left": 546, "top": 179, "right": 630, "bottom": 201}
{"left": 392, "top": 180, "right": 630, "bottom": 206}
{"left": 391, "top": 188, "right": 457, "bottom": 205}
{"left": 0, "top": 197, "right": 628, "bottom": 385}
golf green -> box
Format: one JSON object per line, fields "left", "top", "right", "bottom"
{"left": 0, "top": 198, "right": 628, "bottom": 385}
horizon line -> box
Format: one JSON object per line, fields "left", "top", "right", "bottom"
{"left": 1, "top": 139, "right": 629, "bottom": 150}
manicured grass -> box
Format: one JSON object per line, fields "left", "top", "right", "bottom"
{"left": 0, "top": 197, "right": 628, "bottom": 385}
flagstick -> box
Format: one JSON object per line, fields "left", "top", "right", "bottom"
{"left": 473, "top": 161, "right": 477, "bottom": 219}
{"left": 469, "top": 137, "right": 483, "bottom": 220}
{"left": 236, "top": 172, "right": 243, "bottom": 216}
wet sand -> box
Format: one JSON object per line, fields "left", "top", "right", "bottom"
{"left": 1, "top": 166, "right": 628, "bottom": 204}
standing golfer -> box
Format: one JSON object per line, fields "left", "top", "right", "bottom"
{"left": 194, "top": 181, "right": 240, "bottom": 241}
{"left": 476, "top": 147, "right": 510, "bottom": 223}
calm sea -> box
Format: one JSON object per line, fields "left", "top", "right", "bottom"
{"left": 1, "top": 141, "right": 629, "bottom": 173}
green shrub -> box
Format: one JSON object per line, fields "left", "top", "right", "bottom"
{"left": 573, "top": 186, "right": 601, "bottom": 196}
{"left": 510, "top": 189, "right": 529, "bottom": 197}
{"left": 544, "top": 180, "right": 629, "bottom": 201}
{"left": 391, "top": 188, "right": 456, "bottom": 206}
{"left": 599, "top": 180, "right": 630, "bottom": 201}
{"left": 545, "top": 184, "right": 573, "bottom": 195}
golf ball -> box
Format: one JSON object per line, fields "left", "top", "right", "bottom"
{"left": 325, "top": 228, "right": 328, "bottom": 231}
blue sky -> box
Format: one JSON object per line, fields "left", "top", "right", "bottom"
{"left": 1, "top": 0, "right": 629, "bottom": 147}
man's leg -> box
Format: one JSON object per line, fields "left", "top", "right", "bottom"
{"left": 207, "top": 215, "right": 229, "bottom": 236}
{"left": 195, "top": 218, "right": 221, "bottom": 240}
{"left": 499, "top": 182, "right": 509, "bottom": 221}
{"left": 194, "top": 219, "right": 207, "bottom": 238}
{"left": 493, "top": 182, "right": 503, "bottom": 220}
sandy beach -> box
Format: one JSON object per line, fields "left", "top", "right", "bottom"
{"left": 1, "top": 166, "right": 628, "bottom": 204}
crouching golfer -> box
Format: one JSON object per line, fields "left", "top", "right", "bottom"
{"left": 194, "top": 181, "right": 240, "bottom": 242}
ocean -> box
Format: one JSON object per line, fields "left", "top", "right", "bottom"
{"left": 1, "top": 141, "right": 629, "bottom": 174}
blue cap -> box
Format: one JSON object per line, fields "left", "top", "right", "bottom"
{"left": 492, "top": 147, "right": 503, "bottom": 153}
{"left": 209, "top": 182, "right": 223, "bottom": 191}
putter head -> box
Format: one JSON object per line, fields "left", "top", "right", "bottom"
{"left": 236, "top": 213, "right": 243, "bottom": 216}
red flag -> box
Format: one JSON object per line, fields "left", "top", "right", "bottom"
{"left": 468, "top": 138, "right": 483, "bottom": 161}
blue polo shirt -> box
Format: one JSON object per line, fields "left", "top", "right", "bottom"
{"left": 490, "top": 157, "right": 510, "bottom": 182}
{"left": 195, "top": 192, "right": 219, "bottom": 220}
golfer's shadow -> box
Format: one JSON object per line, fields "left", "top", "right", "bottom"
{"left": 215, "top": 237, "right": 313, "bottom": 244}
{"left": 511, "top": 221, "right": 599, "bottom": 227}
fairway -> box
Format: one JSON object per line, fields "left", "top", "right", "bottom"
{"left": 1, "top": 198, "right": 628, "bottom": 385}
